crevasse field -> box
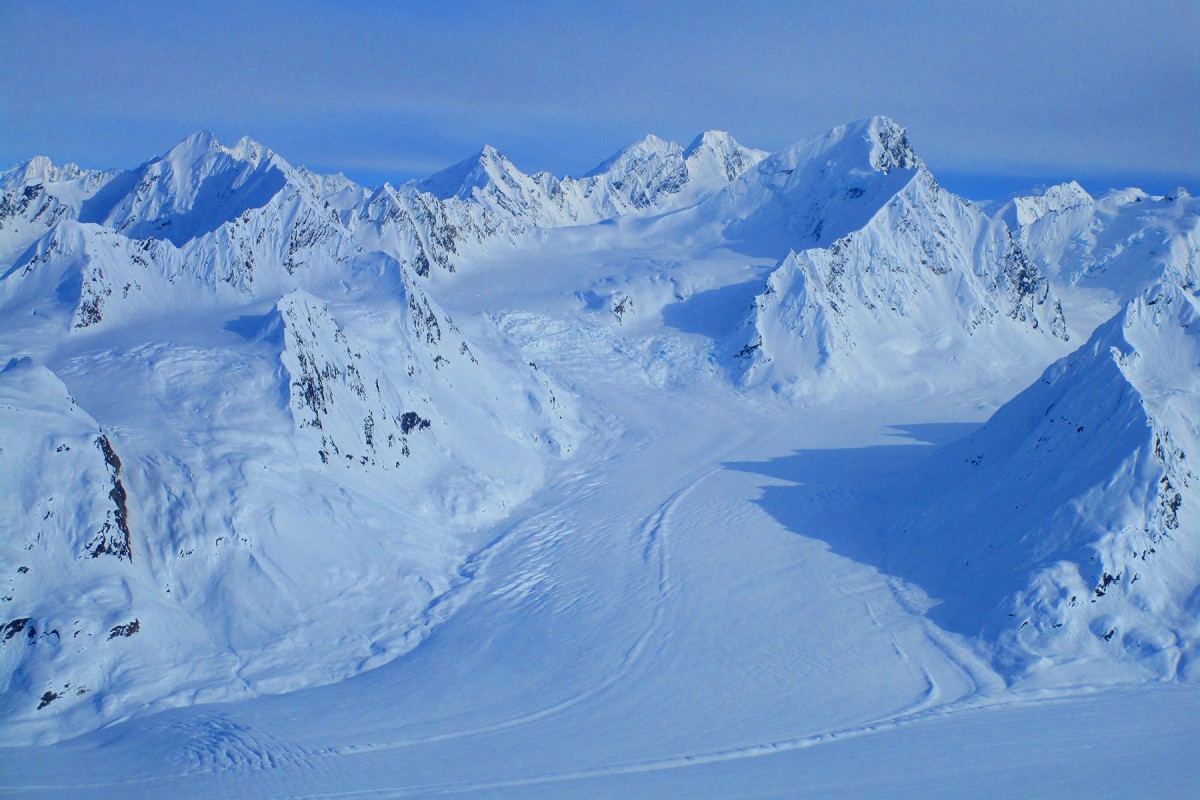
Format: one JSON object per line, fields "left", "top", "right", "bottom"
{"left": 0, "top": 118, "right": 1197, "bottom": 798}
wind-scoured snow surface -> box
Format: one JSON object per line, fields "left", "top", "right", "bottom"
{"left": 0, "top": 117, "right": 1196, "bottom": 797}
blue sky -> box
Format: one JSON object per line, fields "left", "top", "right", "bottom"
{"left": 1, "top": 0, "right": 1196, "bottom": 199}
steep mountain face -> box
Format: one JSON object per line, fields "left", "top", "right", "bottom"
{"left": 884, "top": 284, "right": 1199, "bottom": 683}
{"left": 670, "top": 116, "right": 923, "bottom": 257}
{"left": 999, "top": 183, "right": 1200, "bottom": 335}
{"left": 0, "top": 358, "right": 149, "bottom": 724}
{"left": 76, "top": 131, "right": 292, "bottom": 246}
{"left": 724, "top": 117, "right": 1070, "bottom": 396}
{"left": 345, "top": 180, "right": 505, "bottom": 278}
{"left": 0, "top": 132, "right": 372, "bottom": 318}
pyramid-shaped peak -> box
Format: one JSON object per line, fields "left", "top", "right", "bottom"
{"left": 169, "top": 129, "right": 223, "bottom": 156}
{"left": 415, "top": 144, "right": 525, "bottom": 200}
{"left": 631, "top": 133, "right": 676, "bottom": 150}
{"left": 478, "top": 143, "right": 506, "bottom": 160}
{"left": 760, "top": 116, "right": 923, "bottom": 180}
{"left": 683, "top": 130, "right": 768, "bottom": 181}
{"left": 585, "top": 134, "right": 683, "bottom": 178}
{"left": 227, "top": 135, "right": 273, "bottom": 164}
{"left": 1039, "top": 180, "right": 1093, "bottom": 203}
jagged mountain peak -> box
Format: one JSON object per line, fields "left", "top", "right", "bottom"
{"left": 1, "top": 156, "right": 87, "bottom": 191}
{"left": 414, "top": 144, "right": 525, "bottom": 200}
{"left": 789, "top": 115, "right": 922, "bottom": 175}
{"left": 727, "top": 118, "right": 1071, "bottom": 396}
{"left": 1003, "top": 175, "right": 1200, "bottom": 336}
{"left": 58, "top": 129, "right": 306, "bottom": 249}
{"left": 1051, "top": 179, "right": 1091, "bottom": 199}
{"left": 860, "top": 115, "right": 921, "bottom": 172}
{"left": 665, "top": 116, "right": 930, "bottom": 258}
{"left": 682, "top": 130, "right": 769, "bottom": 183}
{"left": 226, "top": 134, "right": 273, "bottom": 166}
{"left": 997, "top": 180, "right": 1095, "bottom": 228}
{"left": 158, "top": 129, "right": 285, "bottom": 175}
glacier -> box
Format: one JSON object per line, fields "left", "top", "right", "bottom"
{"left": 0, "top": 117, "right": 1196, "bottom": 797}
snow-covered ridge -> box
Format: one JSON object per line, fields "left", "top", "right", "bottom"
{"left": 0, "top": 126, "right": 768, "bottom": 281}
{"left": 1, "top": 156, "right": 91, "bottom": 190}
{"left": 995, "top": 180, "right": 1094, "bottom": 229}
{"left": 998, "top": 181, "right": 1200, "bottom": 336}
{"left": 418, "top": 129, "right": 767, "bottom": 219}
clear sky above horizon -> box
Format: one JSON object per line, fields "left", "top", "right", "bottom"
{"left": 1, "top": 0, "right": 1197, "bottom": 200}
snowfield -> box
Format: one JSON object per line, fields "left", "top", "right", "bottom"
{"left": 0, "top": 117, "right": 1196, "bottom": 797}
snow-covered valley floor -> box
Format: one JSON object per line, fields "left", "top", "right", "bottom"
{"left": 3, "top": 228, "right": 1195, "bottom": 797}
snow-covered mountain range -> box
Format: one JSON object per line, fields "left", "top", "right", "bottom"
{"left": 1, "top": 117, "right": 1196, "bottom": 751}
{"left": 717, "top": 118, "right": 1071, "bottom": 396}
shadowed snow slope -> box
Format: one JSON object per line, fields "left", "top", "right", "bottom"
{"left": 880, "top": 284, "right": 1199, "bottom": 684}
